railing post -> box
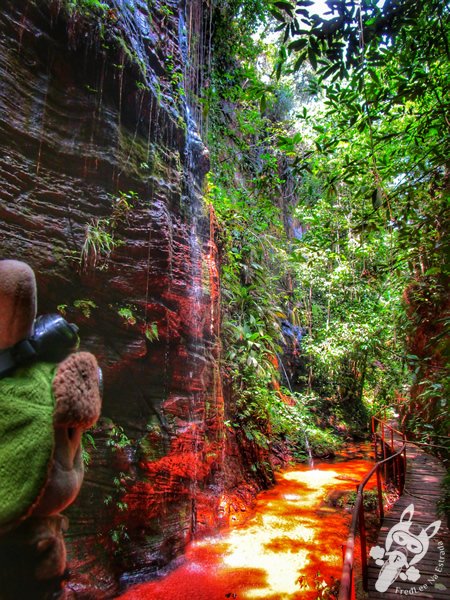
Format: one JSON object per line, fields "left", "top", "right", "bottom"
{"left": 372, "top": 417, "right": 377, "bottom": 460}
{"left": 401, "top": 444, "right": 406, "bottom": 494}
{"left": 393, "top": 453, "right": 397, "bottom": 489}
{"left": 339, "top": 532, "right": 356, "bottom": 600}
{"left": 376, "top": 466, "right": 384, "bottom": 524}
{"left": 341, "top": 544, "right": 355, "bottom": 600}
{"left": 390, "top": 428, "right": 395, "bottom": 481}
{"left": 359, "top": 493, "right": 368, "bottom": 591}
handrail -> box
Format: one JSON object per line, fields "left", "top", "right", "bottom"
{"left": 338, "top": 418, "right": 407, "bottom": 600}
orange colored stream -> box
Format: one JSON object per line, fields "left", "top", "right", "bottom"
{"left": 118, "top": 445, "right": 377, "bottom": 600}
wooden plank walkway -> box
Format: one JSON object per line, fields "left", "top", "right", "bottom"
{"left": 368, "top": 441, "right": 450, "bottom": 599}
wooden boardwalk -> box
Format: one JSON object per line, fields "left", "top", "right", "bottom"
{"left": 367, "top": 441, "right": 450, "bottom": 599}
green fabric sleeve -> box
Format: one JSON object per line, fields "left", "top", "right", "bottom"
{"left": 0, "top": 362, "right": 57, "bottom": 530}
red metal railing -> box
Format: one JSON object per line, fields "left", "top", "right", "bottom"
{"left": 338, "top": 418, "right": 407, "bottom": 600}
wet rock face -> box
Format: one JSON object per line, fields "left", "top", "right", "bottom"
{"left": 0, "top": 0, "right": 257, "bottom": 595}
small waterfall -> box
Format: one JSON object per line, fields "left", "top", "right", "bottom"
{"left": 277, "top": 353, "right": 314, "bottom": 468}
{"left": 179, "top": 0, "right": 220, "bottom": 538}
{"left": 303, "top": 428, "right": 315, "bottom": 469}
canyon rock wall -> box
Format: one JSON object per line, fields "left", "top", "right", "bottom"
{"left": 0, "top": 1, "right": 264, "bottom": 595}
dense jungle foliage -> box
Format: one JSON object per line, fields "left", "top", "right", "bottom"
{"left": 206, "top": 0, "right": 449, "bottom": 480}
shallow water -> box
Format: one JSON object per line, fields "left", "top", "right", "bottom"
{"left": 118, "top": 444, "right": 376, "bottom": 600}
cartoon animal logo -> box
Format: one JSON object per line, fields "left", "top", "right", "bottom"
{"left": 369, "top": 503, "right": 441, "bottom": 593}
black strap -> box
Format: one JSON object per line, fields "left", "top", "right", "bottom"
{"left": 0, "top": 340, "right": 36, "bottom": 378}
{"left": 0, "top": 350, "right": 16, "bottom": 377}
